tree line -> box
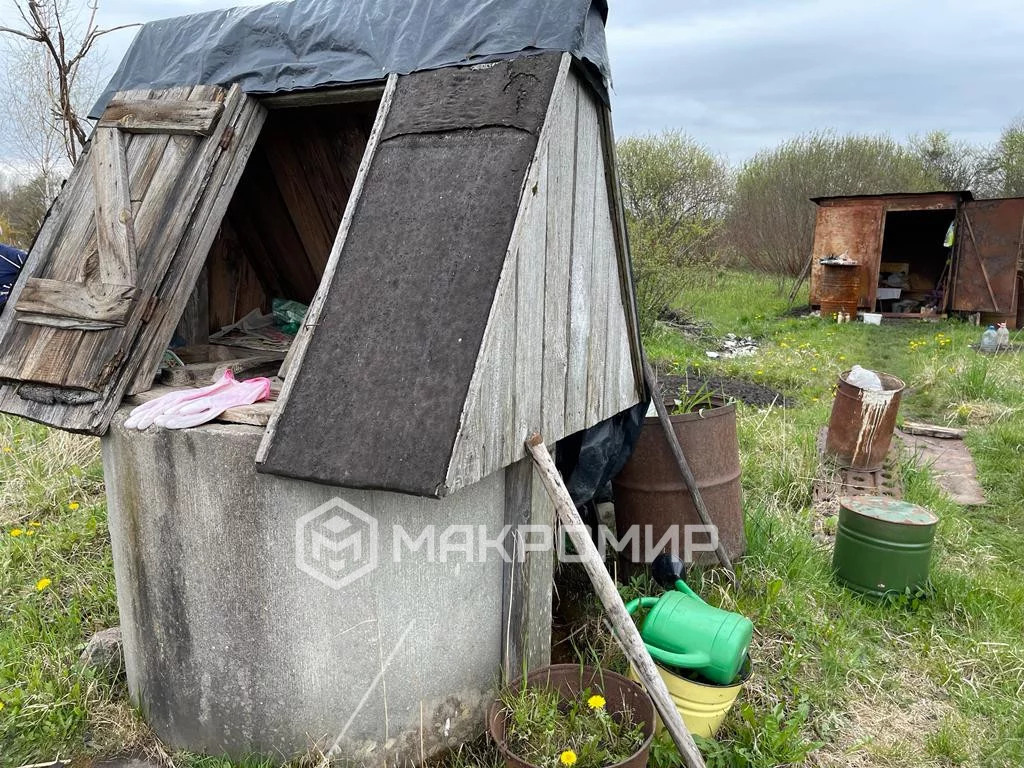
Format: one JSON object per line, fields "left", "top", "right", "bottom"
{"left": 618, "top": 124, "right": 1024, "bottom": 334}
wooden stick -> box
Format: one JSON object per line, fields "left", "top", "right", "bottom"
{"left": 788, "top": 253, "right": 814, "bottom": 306}
{"left": 525, "top": 434, "right": 708, "bottom": 768}
{"left": 962, "top": 213, "right": 1000, "bottom": 311}
{"left": 643, "top": 357, "right": 737, "bottom": 583}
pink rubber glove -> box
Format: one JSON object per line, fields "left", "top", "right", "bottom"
{"left": 125, "top": 370, "right": 236, "bottom": 430}
{"left": 154, "top": 375, "right": 272, "bottom": 430}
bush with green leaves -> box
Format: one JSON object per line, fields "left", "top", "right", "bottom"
{"left": 617, "top": 131, "right": 730, "bottom": 336}
{"left": 726, "top": 131, "right": 934, "bottom": 277}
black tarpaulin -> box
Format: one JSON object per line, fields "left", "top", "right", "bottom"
{"left": 90, "top": 0, "right": 609, "bottom": 118}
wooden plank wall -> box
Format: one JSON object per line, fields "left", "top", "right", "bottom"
{"left": 202, "top": 102, "right": 376, "bottom": 331}
{"left": 445, "top": 67, "right": 641, "bottom": 493}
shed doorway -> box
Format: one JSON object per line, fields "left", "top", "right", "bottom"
{"left": 876, "top": 209, "right": 957, "bottom": 314}
{"left": 164, "top": 95, "right": 382, "bottom": 403}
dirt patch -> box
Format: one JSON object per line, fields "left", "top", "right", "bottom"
{"left": 810, "top": 669, "right": 961, "bottom": 768}
{"left": 658, "top": 369, "right": 793, "bottom": 408}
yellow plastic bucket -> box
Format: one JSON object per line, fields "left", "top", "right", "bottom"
{"left": 629, "top": 656, "right": 749, "bottom": 739}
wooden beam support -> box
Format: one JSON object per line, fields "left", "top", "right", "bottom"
{"left": 99, "top": 98, "right": 225, "bottom": 136}
{"left": 15, "top": 277, "right": 138, "bottom": 325}
{"left": 525, "top": 434, "right": 707, "bottom": 768}
{"left": 91, "top": 127, "right": 138, "bottom": 286}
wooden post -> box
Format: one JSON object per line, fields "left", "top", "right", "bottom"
{"left": 525, "top": 434, "right": 708, "bottom": 768}
{"left": 643, "top": 357, "right": 736, "bottom": 583}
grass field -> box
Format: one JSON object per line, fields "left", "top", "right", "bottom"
{"left": 2, "top": 269, "right": 1023, "bottom": 767}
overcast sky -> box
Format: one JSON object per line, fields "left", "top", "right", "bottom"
{"left": 2, "top": 0, "right": 1024, "bottom": 166}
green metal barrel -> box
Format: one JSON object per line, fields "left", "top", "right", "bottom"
{"left": 832, "top": 496, "right": 938, "bottom": 598}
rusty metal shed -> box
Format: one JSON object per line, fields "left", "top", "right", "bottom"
{"left": 809, "top": 191, "right": 1024, "bottom": 326}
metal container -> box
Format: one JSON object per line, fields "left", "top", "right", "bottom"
{"left": 825, "top": 370, "right": 905, "bottom": 471}
{"left": 629, "top": 655, "right": 751, "bottom": 739}
{"left": 489, "top": 664, "right": 655, "bottom": 768}
{"left": 818, "top": 262, "right": 861, "bottom": 318}
{"left": 613, "top": 397, "right": 745, "bottom": 566}
{"left": 833, "top": 496, "right": 938, "bottom": 597}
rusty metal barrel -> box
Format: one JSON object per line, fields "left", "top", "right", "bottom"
{"left": 613, "top": 397, "right": 745, "bottom": 566}
{"left": 833, "top": 496, "right": 938, "bottom": 598}
{"left": 825, "top": 370, "right": 905, "bottom": 471}
{"left": 818, "top": 262, "right": 861, "bottom": 318}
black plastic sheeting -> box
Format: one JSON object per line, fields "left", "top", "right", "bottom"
{"left": 559, "top": 395, "right": 651, "bottom": 508}
{"left": 90, "top": 0, "right": 610, "bottom": 118}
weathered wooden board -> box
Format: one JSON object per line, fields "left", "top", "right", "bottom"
{"left": 565, "top": 82, "right": 600, "bottom": 436}
{"left": 91, "top": 127, "right": 138, "bottom": 286}
{"left": 0, "top": 85, "right": 266, "bottom": 433}
{"left": 539, "top": 72, "right": 577, "bottom": 441}
{"left": 597, "top": 106, "right": 645, "bottom": 401}
{"left": 126, "top": 93, "right": 267, "bottom": 395}
{"left": 445, "top": 62, "right": 642, "bottom": 494}
{"left": 99, "top": 97, "right": 225, "bottom": 135}
{"left": 16, "top": 277, "right": 138, "bottom": 324}
{"left": 501, "top": 454, "right": 555, "bottom": 678}
{"left": 0, "top": 85, "right": 229, "bottom": 390}
{"left": 901, "top": 421, "right": 967, "bottom": 439}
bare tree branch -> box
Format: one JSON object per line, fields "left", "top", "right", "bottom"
{"left": 0, "top": 0, "right": 138, "bottom": 165}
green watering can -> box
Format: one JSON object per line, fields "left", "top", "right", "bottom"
{"left": 625, "top": 555, "right": 753, "bottom": 686}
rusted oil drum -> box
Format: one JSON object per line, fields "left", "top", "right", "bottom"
{"left": 833, "top": 496, "right": 938, "bottom": 598}
{"left": 818, "top": 262, "right": 861, "bottom": 318}
{"left": 613, "top": 398, "right": 745, "bottom": 566}
{"left": 824, "top": 370, "right": 905, "bottom": 471}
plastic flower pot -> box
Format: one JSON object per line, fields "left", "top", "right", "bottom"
{"left": 488, "top": 664, "right": 655, "bottom": 768}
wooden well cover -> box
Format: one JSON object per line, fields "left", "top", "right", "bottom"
{"left": 0, "top": 85, "right": 266, "bottom": 434}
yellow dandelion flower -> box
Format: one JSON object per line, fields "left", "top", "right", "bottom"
{"left": 29, "top": 521, "right": 40, "bottom": 527}
{"left": 2, "top": 445, "right": 10, "bottom": 453}
{"left": 560, "top": 751, "right": 577, "bottom": 766}
{"left": 587, "top": 694, "right": 606, "bottom": 710}
{"left": 35, "top": 578, "right": 51, "bottom": 591}
{"left": 10, "top": 528, "right": 23, "bottom": 537}
{"left": 810, "top": 366, "right": 817, "bottom": 372}
{"left": 25, "top": 530, "right": 35, "bottom": 537}
{"left": 838, "top": 355, "right": 846, "bottom": 361}
{"left": 68, "top": 501, "right": 80, "bottom": 511}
